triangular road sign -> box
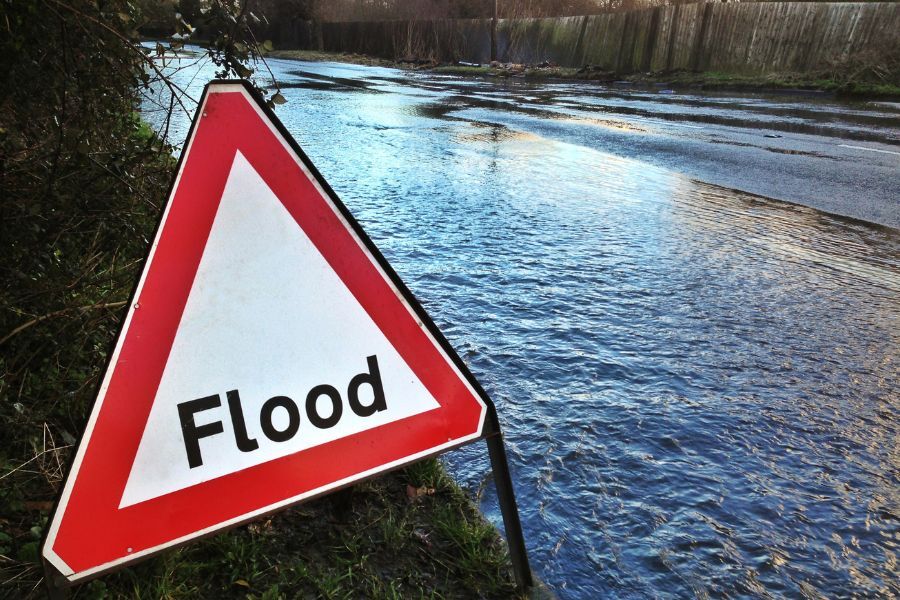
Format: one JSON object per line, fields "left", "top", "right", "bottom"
{"left": 43, "top": 81, "right": 490, "bottom": 583}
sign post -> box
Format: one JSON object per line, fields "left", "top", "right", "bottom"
{"left": 41, "top": 80, "right": 531, "bottom": 595}
{"left": 484, "top": 407, "right": 534, "bottom": 590}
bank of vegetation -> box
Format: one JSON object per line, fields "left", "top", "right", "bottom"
{"left": 430, "top": 65, "right": 900, "bottom": 98}
{"left": 267, "top": 49, "right": 900, "bottom": 99}
{"left": 0, "top": 1, "right": 517, "bottom": 597}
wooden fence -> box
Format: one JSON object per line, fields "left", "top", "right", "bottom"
{"left": 271, "top": 2, "right": 900, "bottom": 77}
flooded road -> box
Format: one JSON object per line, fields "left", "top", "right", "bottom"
{"left": 144, "top": 54, "right": 899, "bottom": 598}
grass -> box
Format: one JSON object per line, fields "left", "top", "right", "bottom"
{"left": 432, "top": 65, "right": 581, "bottom": 79}
{"left": 622, "top": 70, "right": 900, "bottom": 98}
{"left": 431, "top": 64, "right": 900, "bottom": 98}
{"left": 431, "top": 65, "right": 494, "bottom": 76}
{"left": 0, "top": 458, "right": 518, "bottom": 598}
{"left": 267, "top": 49, "right": 399, "bottom": 68}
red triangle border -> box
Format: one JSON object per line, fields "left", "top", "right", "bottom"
{"left": 43, "top": 81, "right": 490, "bottom": 581}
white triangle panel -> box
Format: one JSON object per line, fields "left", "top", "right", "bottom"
{"left": 120, "top": 151, "right": 439, "bottom": 508}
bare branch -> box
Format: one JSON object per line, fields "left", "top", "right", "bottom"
{"left": 0, "top": 301, "right": 128, "bottom": 346}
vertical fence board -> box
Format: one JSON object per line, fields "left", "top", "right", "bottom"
{"left": 299, "top": 3, "right": 900, "bottom": 79}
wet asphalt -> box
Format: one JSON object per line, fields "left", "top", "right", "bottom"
{"left": 280, "top": 65, "right": 900, "bottom": 228}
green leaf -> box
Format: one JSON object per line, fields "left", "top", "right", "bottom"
{"left": 17, "top": 541, "right": 39, "bottom": 563}
{"left": 262, "top": 40, "right": 274, "bottom": 52}
{"left": 0, "top": 534, "right": 11, "bottom": 555}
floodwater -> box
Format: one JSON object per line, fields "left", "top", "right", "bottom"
{"left": 144, "top": 52, "right": 899, "bottom": 598}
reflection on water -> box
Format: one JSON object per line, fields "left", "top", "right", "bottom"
{"left": 143, "top": 53, "right": 900, "bottom": 599}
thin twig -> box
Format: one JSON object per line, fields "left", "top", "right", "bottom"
{"left": 0, "top": 445, "right": 74, "bottom": 483}
{"left": 44, "top": 0, "right": 197, "bottom": 116}
{"left": 0, "top": 301, "right": 127, "bottom": 346}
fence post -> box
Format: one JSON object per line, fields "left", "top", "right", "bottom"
{"left": 491, "top": 0, "right": 498, "bottom": 62}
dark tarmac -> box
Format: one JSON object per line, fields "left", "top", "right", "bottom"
{"left": 290, "top": 65, "right": 900, "bottom": 227}
{"left": 148, "top": 54, "right": 899, "bottom": 227}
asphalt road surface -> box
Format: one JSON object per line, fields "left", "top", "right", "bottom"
{"left": 405, "top": 74, "right": 900, "bottom": 229}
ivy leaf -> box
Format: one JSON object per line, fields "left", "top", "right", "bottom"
{"left": 17, "top": 541, "right": 39, "bottom": 562}
{"left": 0, "top": 531, "right": 12, "bottom": 555}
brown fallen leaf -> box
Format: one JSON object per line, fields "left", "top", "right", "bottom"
{"left": 24, "top": 501, "right": 53, "bottom": 512}
{"left": 412, "top": 528, "right": 432, "bottom": 547}
{"left": 406, "top": 485, "right": 436, "bottom": 501}
{"left": 247, "top": 518, "right": 274, "bottom": 535}
{"left": 233, "top": 579, "right": 250, "bottom": 588}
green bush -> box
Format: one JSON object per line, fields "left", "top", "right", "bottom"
{"left": 0, "top": 0, "right": 277, "bottom": 593}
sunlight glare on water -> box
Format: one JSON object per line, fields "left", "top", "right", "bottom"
{"left": 144, "top": 53, "right": 900, "bottom": 598}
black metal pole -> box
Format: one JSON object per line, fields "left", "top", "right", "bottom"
{"left": 42, "top": 558, "right": 68, "bottom": 600}
{"left": 484, "top": 409, "right": 533, "bottom": 591}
